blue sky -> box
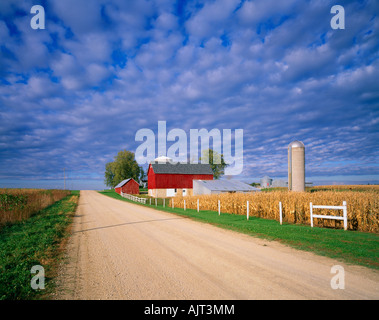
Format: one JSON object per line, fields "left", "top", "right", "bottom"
{"left": 0, "top": 0, "right": 378, "bottom": 190}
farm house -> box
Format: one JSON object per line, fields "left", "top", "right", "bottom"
{"left": 114, "top": 178, "right": 140, "bottom": 195}
{"left": 147, "top": 157, "right": 213, "bottom": 198}
{"left": 193, "top": 179, "right": 260, "bottom": 195}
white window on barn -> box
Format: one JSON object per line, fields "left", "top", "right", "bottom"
{"left": 166, "top": 189, "right": 176, "bottom": 197}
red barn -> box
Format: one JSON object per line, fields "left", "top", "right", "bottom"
{"left": 114, "top": 178, "right": 140, "bottom": 195}
{"left": 147, "top": 160, "right": 213, "bottom": 198}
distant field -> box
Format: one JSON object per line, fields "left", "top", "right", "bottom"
{"left": 310, "top": 185, "right": 379, "bottom": 193}
{"left": 0, "top": 188, "right": 71, "bottom": 228}
{"left": 261, "top": 185, "right": 379, "bottom": 193}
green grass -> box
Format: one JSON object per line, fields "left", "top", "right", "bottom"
{"left": 69, "top": 190, "right": 80, "bottom": 196}
{"left": 0, "top": 191, "right": 79, "bottom": 300}
{"left": 99, "top": 189, "right": 379, "bottom": 270}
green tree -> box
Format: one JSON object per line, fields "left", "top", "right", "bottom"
{"left": 104, "top": 162, "right": 116, "bottom": 188}
{"left": 104, "top": 150, "right": 144, "bottom": 188}
{"left": 250, "top": 182, "right": 260, "bottom": 187}
{"left": 200, "top": 148, "right": 228, "bottom": 180}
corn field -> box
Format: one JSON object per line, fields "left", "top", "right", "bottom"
{"left": 170, "top": 186, "right": 379, "bottom": 233}
{"left": 0, "top": 188, "right": 71, "bottom": 227}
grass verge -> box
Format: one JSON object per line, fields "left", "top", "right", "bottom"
{"left": 99, "top": 189, "right": 379, "bottom": 270}
{"left": 0, "top": 191, "right": 79, "bottom": 300}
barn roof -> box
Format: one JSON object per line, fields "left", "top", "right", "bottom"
{"left": 150, "top": 163, "right": 213, "bottom": 175}
{"left": 194, "top": 179, "right": 260, "bottom": 192}
{"left": 114, "top": 178, "right": 132, "bottom": 188}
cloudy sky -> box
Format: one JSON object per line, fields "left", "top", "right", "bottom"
{"left": 0, "top": 0, "right": 378, "bottom": 189}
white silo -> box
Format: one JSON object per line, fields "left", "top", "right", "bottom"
{"left": 288, "top": 140, "right": 305, "bottom": 192}
{"left": 260, "top": 176, "right": 272, "bottom": 188}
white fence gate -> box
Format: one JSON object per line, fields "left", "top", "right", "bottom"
{"left": 310, "top": 201, "right": 347, "bottom": 230}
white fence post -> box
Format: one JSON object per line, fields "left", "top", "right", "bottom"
{"left": 197, "top": 199, "right": 199, "bottom": 212}
{"left": 279, "top": 201, "right": 282, "bottom": 225}
{"left": 163, "top": 198, "right": 165, "bottom": 208}
{"left": 184, "top": 200, "right": 186, "bottom": 211}
{"left": 310, "top": 202, "right": 313, "bottom": 227}
{"left": 343, "top": 201, "right": 347, "bottom": 231}
{"left": 218, "top": 200, "right": 220, "bottom": 216}
{"left": 247, "top": 201, "right": 249, "bottom": 220}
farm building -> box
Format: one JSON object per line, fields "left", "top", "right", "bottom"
{"left": 114, "top": 178, "right": 140, "bottom": 195}
{"left": 147, "top": 157, "right": 213, "bottom": 198}
{"left": 260, "top": 176, "right": 273, "bottom": 188}
{"left": 193, "top": 180, "right": 260, "bottom": 195}
{"left": 272, "top": 179, "right": 288, "bottom": 188}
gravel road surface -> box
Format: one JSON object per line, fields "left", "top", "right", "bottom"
{"left": 55, "top": 190, "right": 378, "bottom": 300}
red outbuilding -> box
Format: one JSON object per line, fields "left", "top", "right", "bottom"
{"left": 147, "top": 158, "right": 213, "bottom": 198}
{"left": 114, "top": 178, "right": 140, "bottom": 195}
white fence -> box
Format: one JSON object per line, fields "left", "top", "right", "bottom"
{"left": 172, "top": 198, "right": 348, "bottom": 230}
{"left": 120, "top": 192, "right": 147, "bottom": 204}
{"left": 310, "top": 201, "right": 347, "bottom": 230}
{"left": 120, "top": 194, "right": 349, "bottom": 230}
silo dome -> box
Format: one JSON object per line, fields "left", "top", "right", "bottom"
{"left": 288, "top": 140, "right": 305, "bottom": 148}
{"left": 154, "top": 156, "right": 173, "bottom": 163}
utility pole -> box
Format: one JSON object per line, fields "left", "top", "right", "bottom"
{"left": 64, "top": 168, "right": 66, "bottom": 190}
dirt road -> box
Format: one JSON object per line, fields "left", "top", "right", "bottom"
{"left": 55, "top": 190, "right": 378, "bottom": 300}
